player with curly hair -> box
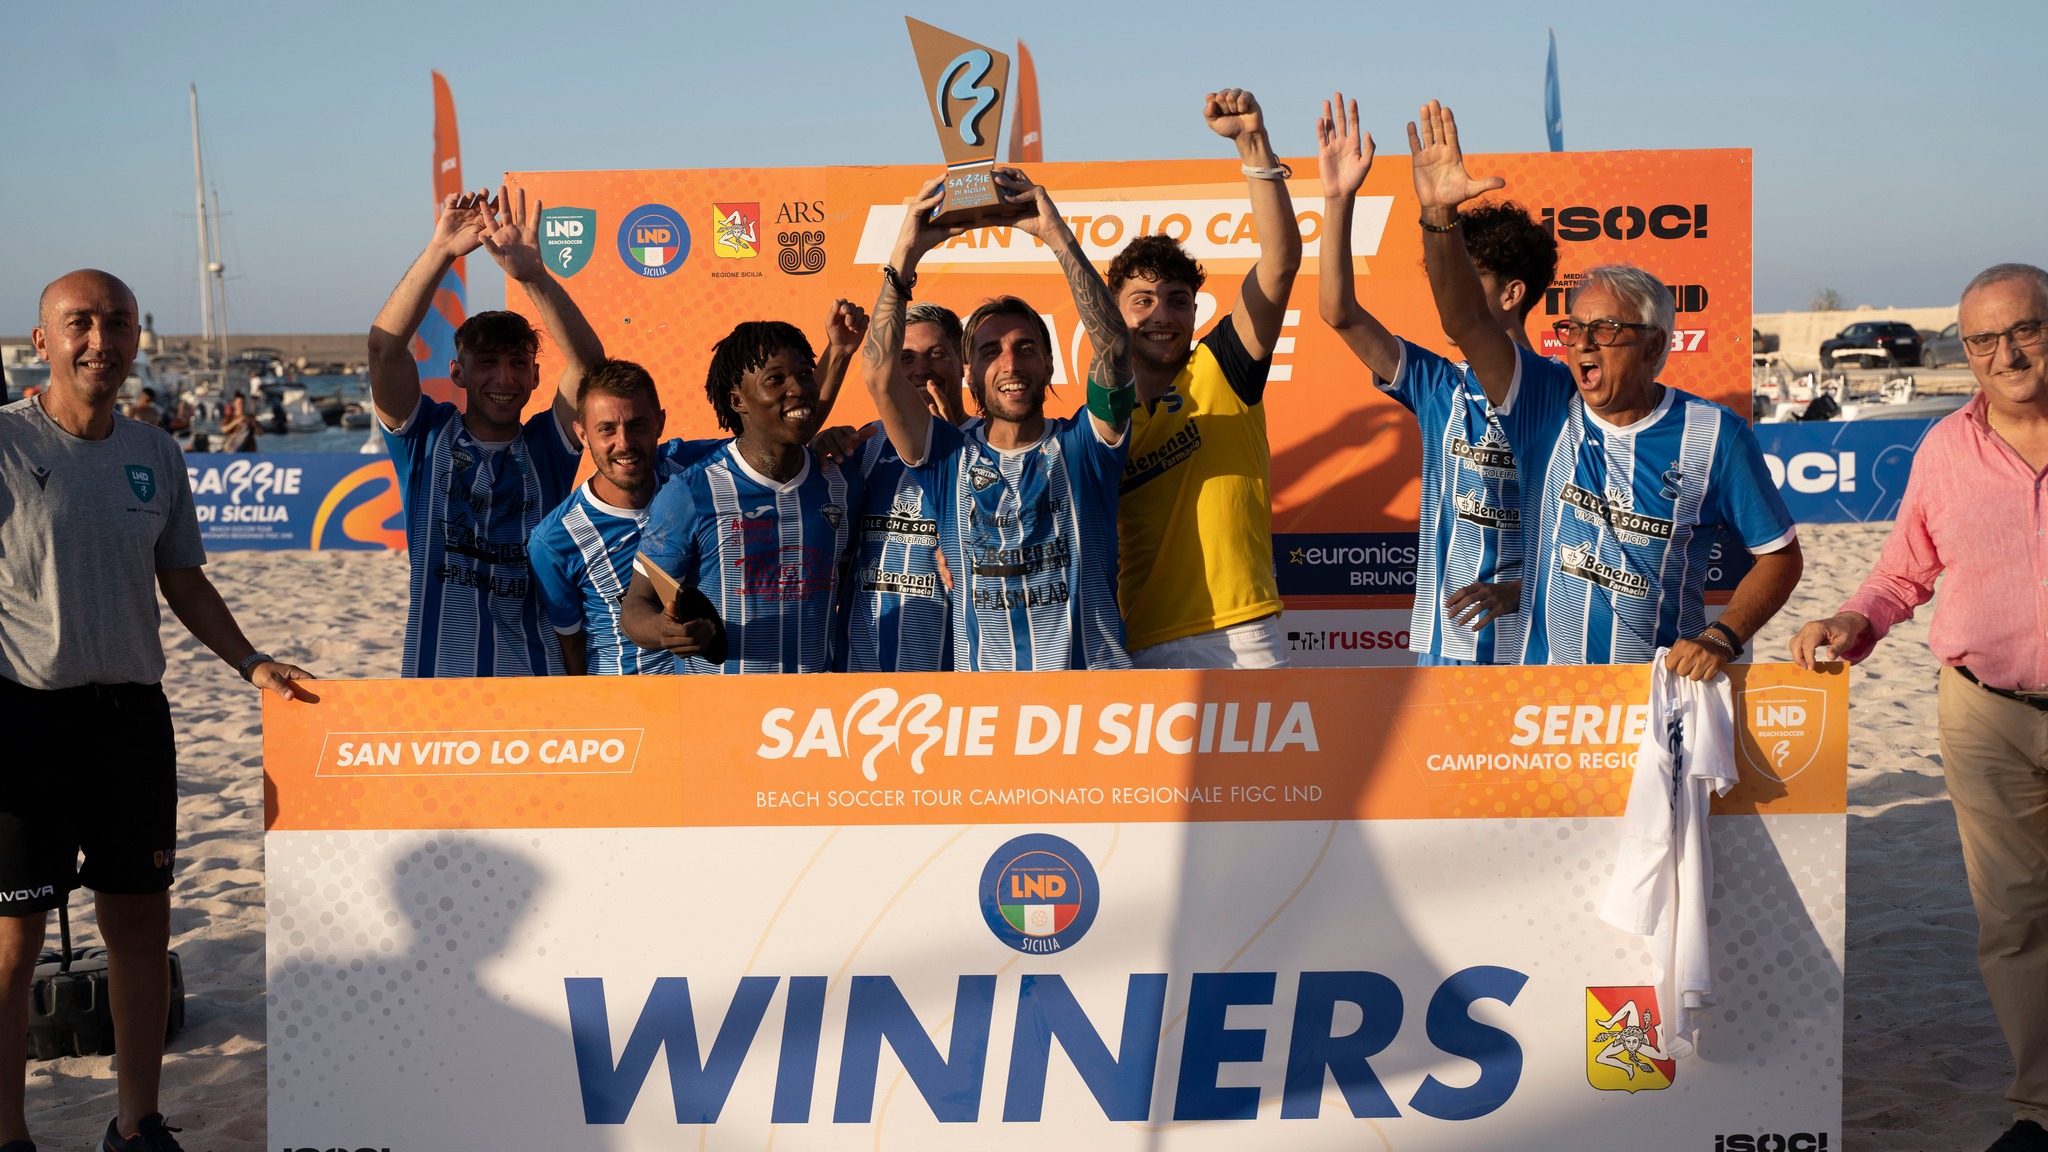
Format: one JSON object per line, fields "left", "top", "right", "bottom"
{"left": 1110, "top": 89, "right": 1303, "bottom": 669}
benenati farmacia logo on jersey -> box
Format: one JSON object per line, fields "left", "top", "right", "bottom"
{"left": 757, "top": 688, "right": 1320, "bottom": 778}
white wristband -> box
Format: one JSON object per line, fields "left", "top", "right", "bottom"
{"left": 1241, "top": 162, "right": 1293, "bottom": 181}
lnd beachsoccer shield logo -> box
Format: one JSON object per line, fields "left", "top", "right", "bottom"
{"left": 540, "top": 207, "right": 597, "bottom": 277}
{"left": 125, "top": 465, "right": 156, "bottom": 502}
{"left": 1735, "top": 684, "right": 1827, "bottom": 783}
{"left": 616, "top": 203, "right": 690, "bottom": 278}
{"left": 979, "top": 833, "right": 1099, "bottom": 954}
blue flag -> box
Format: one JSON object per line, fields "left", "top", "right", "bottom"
{"left": 1545, "top": 28, "right": 1564, "bottom": 152}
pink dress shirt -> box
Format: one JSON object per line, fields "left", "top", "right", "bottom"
{"left": 1840, "top": 391, "right": 2048, "bottom": 691}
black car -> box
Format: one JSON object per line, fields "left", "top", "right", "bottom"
{"left": 1819, "top": 321, "right": 1921, "bottom": 369}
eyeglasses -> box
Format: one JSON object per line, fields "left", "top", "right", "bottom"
{"left": 1961, "top": 320, "right": 2048, "bottom": 357}
{"left": 1553, "top": 318, "right": 1656, "bottom": 346}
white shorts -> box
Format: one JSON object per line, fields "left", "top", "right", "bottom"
{"left": 1129, "top": 617, "right": 1289, "bottom": 670}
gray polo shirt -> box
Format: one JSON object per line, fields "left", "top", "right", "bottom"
{"left": 0, "top": 397, "right": 206, "bottom": 689}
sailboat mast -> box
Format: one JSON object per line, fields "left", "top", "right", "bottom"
{"left": 189, "top": 84, "right": 215, "bottom": 365}
{"left": 209, "top": 182, "right": 227, "bottom": 372}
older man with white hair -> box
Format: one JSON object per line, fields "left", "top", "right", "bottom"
{"left": 1407, "top": 101, "right": 1802, "bottom": 678}
{"left": 1792, "top": 263, "right": 2048, "bottom": 1152}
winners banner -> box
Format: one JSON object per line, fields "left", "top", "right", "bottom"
{"left": 264, "top": 663, "right": 1843, "bottom": 1149}
{"left": 505, "top": 150, "right": 1751, "bottom": 666}
{"left": 185, "top": 452, "right": 405, "bottom": 551}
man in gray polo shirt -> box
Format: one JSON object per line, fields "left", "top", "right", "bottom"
{"left": 0, "top": 270, "right": 311, "bottom": 1152}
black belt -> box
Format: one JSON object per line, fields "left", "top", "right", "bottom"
{"left": 1956, "top": 665, "right": 2048, "bottom": 711}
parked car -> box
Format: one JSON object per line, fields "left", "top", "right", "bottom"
{"left": 1921, "top": 322, "right": 1965, "bottom": 368}
{"left": 1819, "top": 321, "right": 1922, "bottom": 369}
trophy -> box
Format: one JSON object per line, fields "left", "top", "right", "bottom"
{"left": 905, "top": 17, "right": 1012, "bottom": 224}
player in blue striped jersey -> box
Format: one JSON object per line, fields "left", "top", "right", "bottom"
{"left": 842, "top": 302, "right": 969, "bottom": 672}
{"left": 1315, "top": 91, "right": 1560, "bottom": 665}
{"left": 1411, "top": 100, "right": 1802, "bottom": 679}
{"left": 367, "top": 186, "right": 602, "bottom": 678}
{"left": 859, "top": 169, "right": 1135, "bottom": 671}
{"left": 528, "top": 360, "right": 723, "bottom": 675}
{"left": 529, "top": 305, "right": 867, "bottom": 674}
{"left": 625, "top": 321, "right": 863, "bottom": 674}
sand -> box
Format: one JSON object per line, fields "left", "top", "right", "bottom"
{"left": 19, "top": 526, "right": 2016, "bottom": 1149}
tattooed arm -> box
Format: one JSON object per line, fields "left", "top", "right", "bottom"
{"left": 859, "top": 176, "right": 971, "bottom": 466}
{"left": 992, "top": 167, "right": 1132, "bottom": 441}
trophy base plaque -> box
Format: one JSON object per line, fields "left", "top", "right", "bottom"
{"left": 933, "top": 159, "right": 1002, "bottom": 225}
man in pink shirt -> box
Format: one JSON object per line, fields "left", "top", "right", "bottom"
{"left": 1793, "top": 263, "right": 2048, "bottom": 1152}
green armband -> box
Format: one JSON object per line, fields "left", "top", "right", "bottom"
{"left": 1087, "top": 375, "right": 1134, "bottom": 426}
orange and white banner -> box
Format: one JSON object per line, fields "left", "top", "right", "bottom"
{"left": 505, "top": 150, "right": 1752, "bottom": 664}
{"left": 265, "top": 665, "right": 1841, "bottom": 1148}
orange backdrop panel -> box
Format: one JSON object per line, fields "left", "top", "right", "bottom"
{"left": 263, "top": 662, "right": 1839, "bottom": 832}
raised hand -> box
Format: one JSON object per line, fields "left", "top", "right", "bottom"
{"left": 1316, "top": 92, "right": 1375, "bottom": 199}
{"left": 892, "top": 175, "right": 976, "bottom": 266}
{"left": 989, "top": 167, "right": 1066, "bottom": 243}
{"left": 825, "top": 298, "right": 870, "bottom": 359}
{"left": 479, "top": 184, "right": 547, "bottom": 282}
{"left": 431, "top": 190, "right": 491, "bottom": 259}
{"left": 1407, "top": 100, "right": 1505, "bottom": 211}
{"left": 1204, "top": 88, "right": 1265, "bottom": 141}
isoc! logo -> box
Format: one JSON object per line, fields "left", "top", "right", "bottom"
{"left": 617, "top": 204, "right": 690, "bottom": 278}
{"left": 979, "top": 834, "right": 1099, "bottom": 954}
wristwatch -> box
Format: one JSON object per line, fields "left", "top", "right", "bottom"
{"left": 238, "top": 651, "right": 274, "bottom": 682}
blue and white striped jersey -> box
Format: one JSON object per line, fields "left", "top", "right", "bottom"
{"left": 526, "top": 437, "right": 726, "bottom": 676}
{"left": 1382, "top": 339, "right": 1529, "bottom": 665}
{"left": 382, "top": 398, "right": 581, "bottom": 678}
{"left": 842, "top": 424, "right": 951, "bottom": 672}
{"left": 635, "top": 442, "right": 861, "bottom": 674}
{"left": 1499, "top": 376, "right": 1796, "bottom": 666}
{"left": 911, "top": 414, "right": 1130, "bottom": 671}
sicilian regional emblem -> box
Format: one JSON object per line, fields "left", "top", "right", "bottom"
{"left": 1586, "top": 986, "right": 1675, "bottom": 1092}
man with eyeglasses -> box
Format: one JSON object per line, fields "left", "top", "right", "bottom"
{"left": 1410, "top": 101, "right": 1802, "bottom": 679}
{"left": 1791, "top": 264, "right": 2048, "bottom": 1152}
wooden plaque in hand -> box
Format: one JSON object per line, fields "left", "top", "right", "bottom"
{"left": 905, "top": 17, "right": 1011, "bottom": 225}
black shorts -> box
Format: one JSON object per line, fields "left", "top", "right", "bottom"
{"left": 0, "top": 677, "right": 177, "bottom": 915}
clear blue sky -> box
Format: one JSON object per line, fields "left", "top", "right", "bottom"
{"left": 4, "top": 0, "right": 2036, "bottom": 334}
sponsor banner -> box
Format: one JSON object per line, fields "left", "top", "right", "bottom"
{"left": 505, "top": 150, "right": 1751, "bottom": 649}
{"left": 185, "top": 453, "right": 404, "bottom": 551}
{"left": 265, "top": 664, "right": 1842, "bottom": 1148}
{"left": 1753, "top": 418, "right": 1936, "bottom": 523}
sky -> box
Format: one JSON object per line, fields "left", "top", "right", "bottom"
{"left": 4, "top": 0, "right": 2039, "bottom": 335}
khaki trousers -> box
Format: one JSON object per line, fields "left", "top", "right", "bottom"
{"left": 1938, "top": 666, "right": 2048, "bottom": 1126}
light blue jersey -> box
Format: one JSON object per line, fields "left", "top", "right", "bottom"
{"left": 527, "top": 437, "right": 725, "bottom": 675}
{"left": 636, "top": 442, "right": 860, "bottom": 674}
{"left": 382, "top": 398, "right": 581, "bottom": 678}
{"left": 842, "top": 424, "right": 951, "bottom": 672}
{"left": 1498, "top": 370, "right": 1796, "bottom": 665}
{"left": 1382, "top": 339, "right": 1526, "bottom": 665}
{"left": 911, "top": 414, "right": 1130, "bottom": 671}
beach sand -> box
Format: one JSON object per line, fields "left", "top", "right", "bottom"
{"left": 21, "top": 525, "right": 2016, "bottom": 1149}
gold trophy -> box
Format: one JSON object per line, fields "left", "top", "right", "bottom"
{"left": 905, "top": 17, "right": 1011, "bottom": 224}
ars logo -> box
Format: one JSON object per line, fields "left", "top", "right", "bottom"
{"left": 1736, "top": 684, "right": 1827, "bottom": 783}
{"left": 539, "top": 207, "right": 597, "bottom": 277}
{"left": 712, "top": 202, "right": 760, "bottom": 259}
{"left": 1585, "top": 986, "right": 1675, "bottom": 1092}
